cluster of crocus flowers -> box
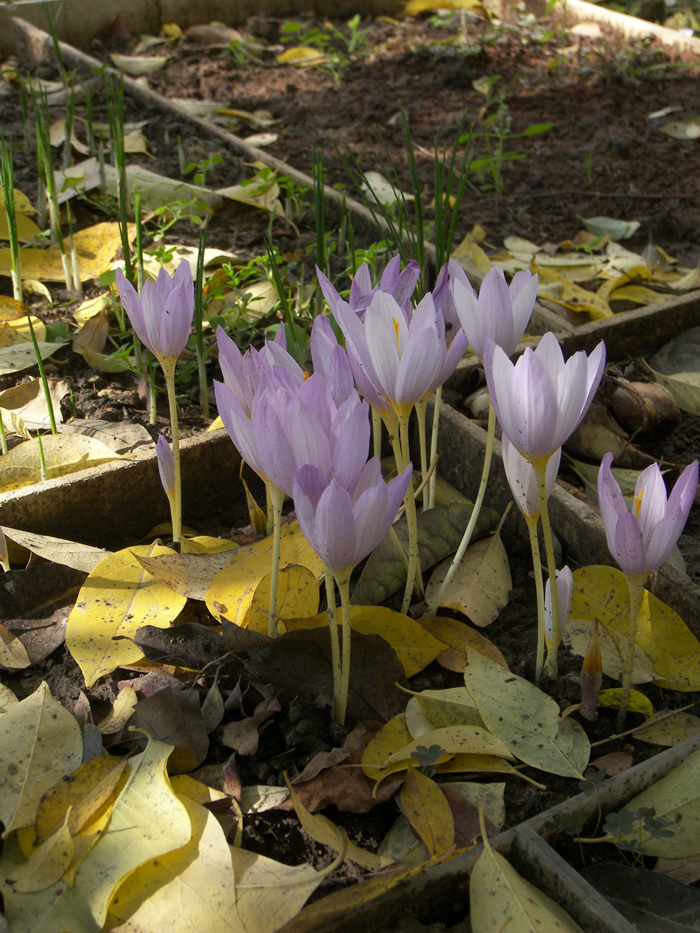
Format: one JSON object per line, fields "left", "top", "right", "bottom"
{"left": 598, "top": 452, "right": 698, "bottom": 725}
{"left": 331, "top": 278, "right": 468, "bottom": 613}
{"left": 117, "top": 261, "right": 195, "bottom": 546}
{"left": 214, "top": 313, "right": 411, "bottom": 723}
{"left": 425, "top": 265, "right": 538, "bottom": 617}
{"left": 484, "top": 330, "right": 606, "bottom": 678}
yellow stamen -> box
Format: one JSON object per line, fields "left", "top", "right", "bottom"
{"left": 303, "top": 371, "right": 311, "bottom": 381}
{"left": 392, "top": 317, "right": 401, "bottom": 354}
{"left": 634, "top": 489, "right": 643, "bottom": 519}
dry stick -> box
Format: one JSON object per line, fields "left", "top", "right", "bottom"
{"left": 590, "top": 702, "right": 697, "bottom": 749}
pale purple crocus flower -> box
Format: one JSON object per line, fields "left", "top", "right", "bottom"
{"left": 333, "top": 290, "right": 459, "bottom": 418}
{"left": 432, "top": 259, "right": 472, "bottom": 346}
{"left": 217, "top": 325, "right": 303, "bottom": 416}
{"left": 293, "top": 459, "right": 413, "bottom": 576}
{"left": 317, "top": 254, "right": 420, "bottom": 322}
{"left": 452, "top": 265, "right": 537, "bottom": 362}
{"left": 214, "top": 372, "right": 371, "bottom": 498}
{"left": 483, "top": 331, "right": 606, "bottom": 464}
{"left": 598, "top": 452, "right": 698, "bottom": 576}
{"left": 155, "top": 435, "right": 175, "bottom": 498}
{"left": 309, "top": 315, "right": 355, "bottom": 406}
{"left": 502, "top": 436, "right": 561, "bottom": 520}
{"left": 544, "top": 566, "right": 573, "bottom": 649}
{"left": 116, "top": 260, "right": 194, "bottom": 363}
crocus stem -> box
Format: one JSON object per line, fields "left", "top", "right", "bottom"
{"left": 372, "top": 407, "right": 382, "bottom": 461}
{"left": 324, "top": 567, "right": 342, "bottom": 722}
{"left": 427, "top": 385, "right": 442, "bottom": 510}
{"left": 335, "top": 571, "right": 352, "bottom": 725}
{"left": 161, "top": 359, "right": 182, "bottom": 546}
{"left": 618, "top": 573, "right": 646, "bottom": 729}
{"left": 0, "top": 411, "right": 7, "bottom": 455}
{"left": 397, "top": 414, "right": 423, "bottom": 612}
{"left": 415, "top": 396, "right": 429, "bottom": 508}
{"left": 267, "top": 485, "right": 285, "bottom": 639}
{"left": 265, "top": 482, "right": 274, "bottom": 536}
{"left": 535, "top": 456, "right": 559, "bottom": 679}
{"left": 526, "top": 514, "right": 546, "bottom": 682}
{"left": 424, "top": 402, "right": 496, "bottom": 618}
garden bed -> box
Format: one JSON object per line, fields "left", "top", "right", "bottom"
{"left": 2, "top": 5, "right": 700, "bottom": 932}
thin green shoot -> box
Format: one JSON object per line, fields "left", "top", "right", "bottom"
{"left": 65, "top": 200, "right": 82, "bottom": 295}
{"left": 42, "top": 0, "right": 68, "bottom": 83}
{"left": 62, "top": 82, "right": 75, "bottom": 171}
{"left": 194, "top": 214, "right": 211, "bottom": 418}
{"left": 108, "top": 76, "right": 133, "bottom": 284}
{"left": 25, "top": 312, "right": 58, "bottom": 436}
{"left": 265, "top": 238, "right": 305, "bottom": 367}
{"left": 0, "top": 135, "right": 22, "bottom": 302}
{"left": 313, "top": 149, "right": 327, "bottom": 313}
{"left": 0, "top": 412, "right": 7, "bottom": 455}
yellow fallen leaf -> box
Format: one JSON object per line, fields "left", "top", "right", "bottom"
{"left": 276, "top": 46, "right": 331, "bottom": 65}
{"left": 110, "top": 53, "right": 169, "bottom": 74}
{"left": 247, "top": 565, "right": 319, "bottom": 635}
{"left": 362, "top": 713, "right": 448, "bottom": 784}
{"left": 98, "top": 687, "right": 138, "bottom": 735}
{"left": 106, "top": 794, "right": 241, "bottom": 933}
{"left": 286, "top": 779, "right": 386, "bottom": 871}
{"left": 464, "top": 653, "right": 590, "bottom": 778}
{"left": 533, "top": 262, "right": 613, "bottom": 319}
{"left": 0, "top": 222, "right": 135, "bottom": 283}
{"left": 0, "top": 682, "right": 83, "bottom": 837}
{"left": 232, "top": 846, "right": 324, "bottom": 933}
{"left": 0, "top": 434, "right": 122, "bottom": 493}
{"left": 424, "top": 532, "right": 511, "bottom": 627}
{"left": 470, "top": 812, "right": 584, "bottom": 931}
{"left": 206, "top": 522, "right": 323, "bottom": 625}
{"left": 602, "top": 748, "right": 700, "bottom": 856}
{"left": 35, "top": 755, "right": 128, "bottom": 844}
{"left": 399, "top": 768, "right": 454, "bottom": 858}
{"left": 571, "top": 566, "right": 700, "bottom": 691}
{"left": 7, "top": 809, "right": 74, "bottom": 893}
{"left": 0, "top": 526, "right": 110, "bottom": 573}
{"left": 0, "top": 296, "right": 27, "bottom": 320}
{"left": 66, "top": 543, "right": 188, "bottom": 687}
{"left": 283, "top": 605, "right": 445, "bottom": 678}
{"left": 136, "top": 546, "right": 241, "bottom": 601}
{"left": 0, "top": 622, "right": 31, "bottom": 670}
{"left": 632, "top": 710, "right": 700, "bottom": 746}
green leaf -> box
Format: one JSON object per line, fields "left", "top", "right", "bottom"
{"left": 353, "top": 502, "right": 499, "bottom": 606}
{"left": 464, "top": 654, "right": 590, "bottom": 779}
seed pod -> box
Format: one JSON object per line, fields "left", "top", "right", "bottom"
{"left": 610, "top": 380, "right": 680, "bottom": 434}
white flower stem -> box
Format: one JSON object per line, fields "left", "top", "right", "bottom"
{"left": 415, "top": 396, "right": 429, "bottom": 509}
{"left": 424, "top": 402, "right": 496, "bottom": 618}
{"left": 335, "top": 571, "right": 352, "bottom": 725}
{"left": 618, "top": 573, "right": 646, "bottom": 729}
{"left": 162, "top": 359, "right": 182, "bottom": 547}
{"left": 535, "top": 457, "right": 559, "bottom": 679}
{"left": 397, "top": 414, "right": 423, "bottom": 613}
{"left": 324, "top": 566, "right": 342, "bottom": 722}
{"left": 427, "top": 386, "right": 443, "bottom": 510}
{"left": 526, "top": 514, "right": 546, "bottom": 682}
{"left": 267, "top": 485, "right": 285, "bottom": 639}
{"left": 265, "top": 482, "right": 274, "bottom": 536}
{"left": 372, "top": 407, "right": 382, "bottom": 460}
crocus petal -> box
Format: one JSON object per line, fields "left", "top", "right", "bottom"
{"left": 667, "top": 460, "right": 699, "bottom": 523}
{"left": 313, "top": 480, "right": 358, "bottom": 571}
{"left": 155, "top": 435, "right": 175, "bottom": 497}
{"left": 613, "top": 511, "right": 647, "bottom": 575}
{"left": 331, "top": 397, "right": 371, "bottom": 488}
{"left": 544, "top": 565, "right": 573, "bottom": 646}
{"left": 115, "top": 268, "right": 150, "bottom": 351}
{"left": 509, "top": 270, "right": 538, "bottom": 339}
{"left": 635, "top": 463, "right": 668, "bottom": 538}
{"left": 214, "top": 380, "right": 267, "bottom": 480}
{"left": 507, "top": 349, "right": 559, "bottom": 458}
{"left": 503, "top": 437, "right": 561, "bottom": 519}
